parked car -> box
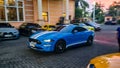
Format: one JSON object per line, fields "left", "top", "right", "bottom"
{"left": 105, "top": 20, "right": 112, "bottom": 25}
{"left": 87, "top": 53, "right": 120, "bottom": 68}
{"left": 85, "top": 22, "right": 101, "bottom": 31}
{"left": 73, "top": 23, "right": 95, "bottom": 31}
{"left": 28, "top": 24, "right": 95, "bottom": 53}
{"left": 111, "top": 18, "right": 117, "bottom": 25}
{"left": 79, "top": 23, "right": 95, "bottom": 31}
{"left": 19, "top": 23, "right": 44, "bottom": 36}
{"left": 0, "top": 23, "right": 19, "bottom": 40}
{"left": 42, "top": 25, "right": 56, "bottom": 31}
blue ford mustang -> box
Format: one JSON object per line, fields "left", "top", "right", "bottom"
{"left": 28, "top": 24, "right": 95, "bottom": 53}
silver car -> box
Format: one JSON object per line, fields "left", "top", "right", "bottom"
{"left": 0, "top": 23, "right": 19, "bottom": 40}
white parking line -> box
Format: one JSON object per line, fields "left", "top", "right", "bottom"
{"left": 94, "top": 39, "right": 118, "bottom": 46}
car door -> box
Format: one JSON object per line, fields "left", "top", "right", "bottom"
{"left": 78, "top": 27, "right": 88, "bottom": 42}
{"left": 72, "top": 27, "right": 88, "bottom": 44}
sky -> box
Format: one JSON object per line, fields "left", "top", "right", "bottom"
{"left": 86, "top": 0, "right": 120, "bottom": 12}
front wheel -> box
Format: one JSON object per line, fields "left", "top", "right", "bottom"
{"left": 86, "top": 36, "right": 93, "bottom": 46}
{"left": 54, "top": 40, "right": 66, "bottom": 53}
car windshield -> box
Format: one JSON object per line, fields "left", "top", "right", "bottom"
{"left": 0, "top": 23, "right": 12, "bottom": 28}
{"left": 44, "top": 25, "right": 55, "bottom": 28}
{"left": 49, "top": 25, "right": 55, "bottom": 28}
{"left": 28, "top": 23, "right": 41, "bottom": 28}
{"left": 79, "top": 23, "right": 86, "bottom": 26}
{"left": 88, "top": 22, "right": 99, "bottom": 26}
{"left": 20, "top": 23, "right": 41, "bottom": 28}
{"left": 59, "top": 25, "right": 75, "bottom": 33}
{"left": 54, "top": 26, "right": 65, "bottom": 31}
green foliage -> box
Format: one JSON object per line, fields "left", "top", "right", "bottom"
{"left": 75, "top": 0, "right": 89, "bottom": 8}
{"left": 108, "top": 6, "right": 117, "bottom": 16}
{"left": 75, "top": 0, "right": 90, "bottom": 19}
{"left": 75, "top": 8, "right": 83, "bottom": 18}
{"left": 91, "top": 2, "right": 105, "bottom": 23}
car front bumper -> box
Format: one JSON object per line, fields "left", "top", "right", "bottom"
{"left": 28, "top": 42, "right": 54, "bottom": 52}
{"left": 0, "top": 34, "right": 19, "bottom": 40}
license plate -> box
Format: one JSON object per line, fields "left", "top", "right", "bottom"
{"left": 4, "top": 35, "right": 12, "bottom": 37}
{"left": 30, "top": 42, "right": 36, "bottom": 47}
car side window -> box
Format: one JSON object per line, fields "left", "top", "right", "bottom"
{"left": 72, "top": 27, "right": 79, "bottom": 33}
{"left": 72, "top": 27, "right": 87, "bottom": 33}
{"left": 78, "top": 27, "right": 87, "bottom": 32}
{"left": 34, "top": 24, "right": 41, "bottom": 28}
{"left": 20, "top": 23, "right": 27, "bottom": 28}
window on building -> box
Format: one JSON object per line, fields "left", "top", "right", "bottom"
{"left": 42, "top": 12, "right": 48, "bottom": 22}
{"left": 0, "top": 6, "right": 5, "bottom": 21}
{"left": 0, "top": 0, "right": 24, "bottom": 22}
{"left": 0, "top": 0, "right": 4, "bottom": 6}
{"left": 7, "top": 7, "right": 17, "bottom": 21}
{"left": 6, "top": 0, "right": 16, "bottom": 6}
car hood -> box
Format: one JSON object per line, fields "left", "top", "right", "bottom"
{"left": 0, "top": 28, "right": 18, "bottom": 32}
{"left": 89, "top": 53, "right": 120, "bottom": 68}
{"left": 30, "top": 31, "right": 63, "bottom": 40}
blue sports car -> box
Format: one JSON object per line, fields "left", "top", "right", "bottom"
{"left": 28, "top": 24, "right": 95, "bottom": 53}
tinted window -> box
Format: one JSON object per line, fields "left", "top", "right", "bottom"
{"left": 79, "top": 23, "right": 86, "bottom": 26}
{"left": 20, "top": 23, "right": 41, "bottom": 28}
{"left": 78, "top": 27, "right": 87, "bottom": 31}
{"left": 54, "top": 26, "right": 65, "bottom": 31}
{"left": 20, "top": 23, "right": 27, "bottom": 28}
{"left": 59, "top": 25, "right": 75, "bottom": 33}
{"left": 44, "top": 25, "right": 47, "bottom": 28}
{"left": 49, "top": 25, "right": 55, "bottom": 28}
{"left": 27, "top": 23, "right": 41, "bottom": 28}
{"left": 0, "top": 23, "right": 12, "bottom": 28}
{"left": 72, "top": 27, "right": 87, "bottom": 33}
{"left": 84, "top": 23, "right": 91, "bottom": 26}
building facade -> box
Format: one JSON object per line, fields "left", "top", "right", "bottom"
{"left": 0, "top": 0, "right": 75, "bottom": 27}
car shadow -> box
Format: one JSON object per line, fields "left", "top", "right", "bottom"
{"left": 66, "top": 43, "right": 89, "bottom": 51}
{"left": 26, "top": 43, "right": 92, "bottom": 56}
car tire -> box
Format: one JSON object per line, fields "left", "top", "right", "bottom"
{"left": 54, "top": 40, "right": 66, "bottom": 53}
{"left": 86, "top": 36, "right": 93, "bottom": 46}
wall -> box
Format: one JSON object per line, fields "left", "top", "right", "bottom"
{"left": 10, "top": 0, "right": 34, "bottom": 28}
{"left": 10, "top": 0, "right": 75, "bottom": 28}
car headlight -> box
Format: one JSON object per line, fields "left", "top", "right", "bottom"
{"left": 44, "top": 39, "right": 54, "bottom": 42}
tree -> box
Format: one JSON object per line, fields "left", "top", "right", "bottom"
{"left": 91, "top": 2, "right": 104, "bottom": 23}
{"left": 75, "top": 0, "right": 89, "bottom": 9}
{"left": 75, "top": 7, "right": 83, "bottom": 18}
{"left": 75, "top": 0, "right": 89, "bottom": 18}
{"left": 107, "top": 1, "right": 120, "bottom": 17}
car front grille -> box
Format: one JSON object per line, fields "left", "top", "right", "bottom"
{"left": 29, "top": 38, "right": 41, "bottom": 44}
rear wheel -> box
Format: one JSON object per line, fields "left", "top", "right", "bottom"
{"left": 86, "top": 36, "right": 93, "bottom": 46}
{"left": 54, "top": 40, "right": 66, "bottom": 53}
